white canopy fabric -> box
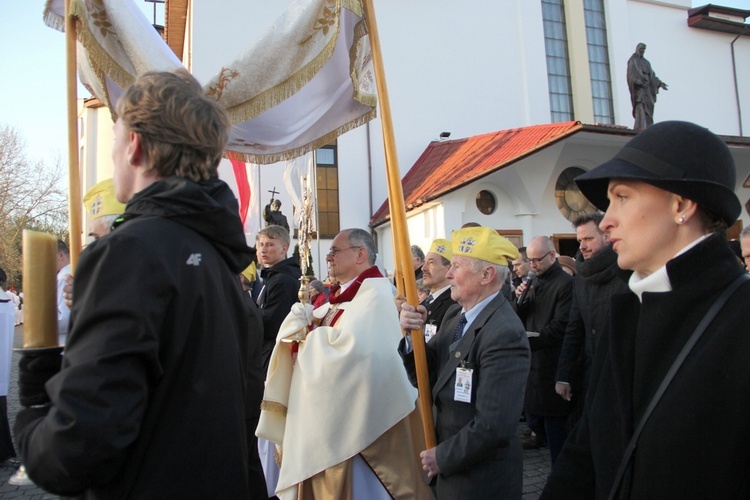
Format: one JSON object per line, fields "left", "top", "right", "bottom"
{"left": 43, "top": 0, "right": 377, "bottom": 164}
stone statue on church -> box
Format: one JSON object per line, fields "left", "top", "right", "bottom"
{"left": 627, "top": 42, "right": 668, "bottom": 130}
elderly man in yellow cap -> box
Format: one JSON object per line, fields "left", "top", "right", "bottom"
{"left": 83, "top": 178, "right": 126, "bottom": 240}
{"left": 400, "top": 226, "right": 531, "bottom": 500}
{"left": 420, "top": 239, "right": 457, "bottom": 343}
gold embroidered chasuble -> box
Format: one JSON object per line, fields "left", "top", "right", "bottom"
{"left": 257, "top": 276, "right": 428, "bottom": 499}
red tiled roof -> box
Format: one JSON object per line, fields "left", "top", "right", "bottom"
{"left": 371, "top": 121, "right": 584, "bottom": 226}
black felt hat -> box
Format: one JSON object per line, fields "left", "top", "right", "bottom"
{"left": 575, "top": 121, "right": 740, "bottom": 226}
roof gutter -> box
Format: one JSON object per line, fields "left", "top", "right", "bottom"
{"left": 730, "top": 27, "right": 749, "bottom": 136}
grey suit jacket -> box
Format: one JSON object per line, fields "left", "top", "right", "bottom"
{"left": 401, "top": 293, "right": 530, "bottom": 500}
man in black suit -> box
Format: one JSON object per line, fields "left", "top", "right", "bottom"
{"left": 513, "top": 236, "right": 573, "bottom": 464}
{"left": 420, "top": 239, "right": 457, "bottom": 342}
{"left": 400, "top": 227, "right": 530, "bottom": 499}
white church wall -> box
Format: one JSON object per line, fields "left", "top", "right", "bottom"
{"left": 185, "top": 0, "right": 750, "bottom": 272}
{"left": 356, "top": 0, "right": 552, "bottom": 209}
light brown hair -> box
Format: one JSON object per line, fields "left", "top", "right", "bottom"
{"left": 115, "top": 69, "right": 230, "bottom": 182}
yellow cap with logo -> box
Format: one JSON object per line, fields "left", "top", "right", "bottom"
{"left": 428, "top": 238, "right": 453, "bottom": 261}
{"left": 83, "top": 178, "right": 126, "bottom": 219}
{"left": 451, "top": 227, "right": 519, "bottom": 266}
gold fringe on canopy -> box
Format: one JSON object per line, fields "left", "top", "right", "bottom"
{"left": 43, "top": 0, "right": 377, "bottom": 164}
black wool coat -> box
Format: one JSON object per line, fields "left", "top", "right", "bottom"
{"left": 513, "top": 261, "right": 574, "bottom": 416}
{"left": 543, "top": 234, "right": 750, "bottom": 499}
{"left": 556, "top": 245, "right": 630, "bottom": 386}
{"left": 424, "top": 289, "right": 457, "bottom": 332}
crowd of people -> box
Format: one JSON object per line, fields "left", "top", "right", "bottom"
{"left": 2, "top": 68, "right": 748, "bottom": 500}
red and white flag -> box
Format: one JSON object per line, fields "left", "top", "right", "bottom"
{"left": 217, "top": 158, "right": 261, "bottom": 241}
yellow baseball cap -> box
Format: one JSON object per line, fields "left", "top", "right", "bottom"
{"left": 451, "top": 227, "right": 519, "bottom": 266}
{"left": 83, "top": 178, "right": 126, "bottom": 219}
{"left": 428, "top": 238, "right": 453, "bottom": 261}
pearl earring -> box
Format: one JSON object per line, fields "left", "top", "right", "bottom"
{"left": 678, "top": 214, "right": 687, "bottom": 223}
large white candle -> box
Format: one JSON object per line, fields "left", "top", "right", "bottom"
{"left": 22, "top": 230, "right": 58, "bottom": 348}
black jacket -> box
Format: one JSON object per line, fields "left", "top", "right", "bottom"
{"left": 556, "top": 245, "right": 629, "bottom": 386}
{"left": 401, "top": 295, "right": 530, "bottom": 499}
{"left": 513, "top": 261, "right": 573, "bottom": 416}
{"left": 543, "top": 234, "right": 750, "bottom": 499}
{"left": 257, "top": 257, "right": 301, "bottom": 370}
{"left": 15, "top": 177, "right": 257, "bottom": 499}
{"left": 424, "top": 289, "right": 457, "bottom": 331}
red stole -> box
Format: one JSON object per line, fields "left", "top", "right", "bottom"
{"left": 323, "top": 266, "right": 383, "bottom": 326}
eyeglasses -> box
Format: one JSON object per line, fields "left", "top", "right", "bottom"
{"left": 327, "top": 246, "right": 362, "bottom": 257}
{"left": 527, "top": 251, "right": 551, "bottom": 265}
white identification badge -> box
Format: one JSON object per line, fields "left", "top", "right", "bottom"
{"left": 454, "top": 367, "right": 473, "bottom": 403}
{"left": 424, "top": 324, "right": 437, "bottom": 343}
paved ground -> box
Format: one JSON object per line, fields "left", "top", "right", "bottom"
{"left": 522, "top": 434, "right": 552, "bottom": 499}
{"left": 0, "top": 325, "right": 57, "bottom": 499}
{"left": 0, "top": 325, "right": 551, "bottom": 498}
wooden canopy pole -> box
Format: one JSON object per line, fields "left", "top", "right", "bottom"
{"left": 362, "top": 0, "right": 436, "bottom": 449}
{"left": 65, "top": 0, "right": 82, "bottom": 269}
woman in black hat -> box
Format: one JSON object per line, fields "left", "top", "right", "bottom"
{"left": 542, "top": 121, "right": 750, "bottom": 499}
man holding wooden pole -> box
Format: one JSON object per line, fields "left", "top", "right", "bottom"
{"left": 400, "top": 226, "right": 531, "bottom": 499}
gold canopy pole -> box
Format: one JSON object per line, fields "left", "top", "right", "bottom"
{"left": 65, "top": 0, "right": 82, "bottom": 269}
{"left": 362, "top": 0, "right": 436, "bottom": 449}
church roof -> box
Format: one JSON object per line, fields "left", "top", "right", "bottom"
{"left": 370, "top": 121, "right": 594, "bottom": 226}
{"left": 370, "top": 120, "right": 750, "bottom": 228}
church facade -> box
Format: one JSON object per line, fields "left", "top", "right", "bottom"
{"left": 80, "top": 0, "right": 750, "bottom": 277}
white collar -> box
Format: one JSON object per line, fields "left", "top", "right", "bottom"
{"left": 628, "top": 233, "right": 710, "bottom": 301}
{"left": 430, "top": 284, "right": 451, "bottom": 300}
{"left": 339, "top": 278, "right": 356, "bottom": 293}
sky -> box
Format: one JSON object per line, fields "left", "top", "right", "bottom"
{"left": 0, "top": 1, "right": 164, "bottom": 166}
{"left": 0, "top": 0, "right": 749, "bottom": 168}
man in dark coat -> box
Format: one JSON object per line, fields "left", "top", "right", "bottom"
{"left": 400, "top": 226, "right": 530, "bottom": 499}
{"left": 412, "top": 245, "right": 425, "bottom": 280}
{"left": 255, "top": 224, "right": 301, "bottom": 372}
{"left": 511, "top": 246, "right": 531, "bottom": 289}
{"left": 740, "top": 225, "right": 750, "bottom": 267}
{"left": 242, "top": 297, "right": 269, "bottom": 496}
{"left": 13, "top": 70, "right": 258, "bottom": 498}
{"left": 555, "top": 214, "right": 629, "bottom": 428}
{"left": 513, "top": 235, "right": 573, "bottom": 464}
{"left": 420, "top": 238, "right": 457, "bottom": 342}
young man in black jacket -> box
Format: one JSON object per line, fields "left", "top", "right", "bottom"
{"left": 255, "top": 225, "right": 301, "bottom": 372}
{"left": 14, "top": 69, "right": 263, "bottom": 499}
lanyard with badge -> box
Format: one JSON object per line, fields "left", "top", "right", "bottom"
{"left": 454, "top": 360, "right": 472, "bottom": 403}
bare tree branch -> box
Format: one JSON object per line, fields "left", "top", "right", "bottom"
{"left": 0, "top": 125, "right": 69, "bottom": 287}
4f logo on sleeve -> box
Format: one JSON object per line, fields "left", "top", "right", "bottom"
{"left": 186, "top": 253, "right": 202, "bottom": 266}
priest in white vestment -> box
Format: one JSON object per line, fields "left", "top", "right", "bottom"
{"left": 257, "top": 228, "right": 428, "bottom": 500}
